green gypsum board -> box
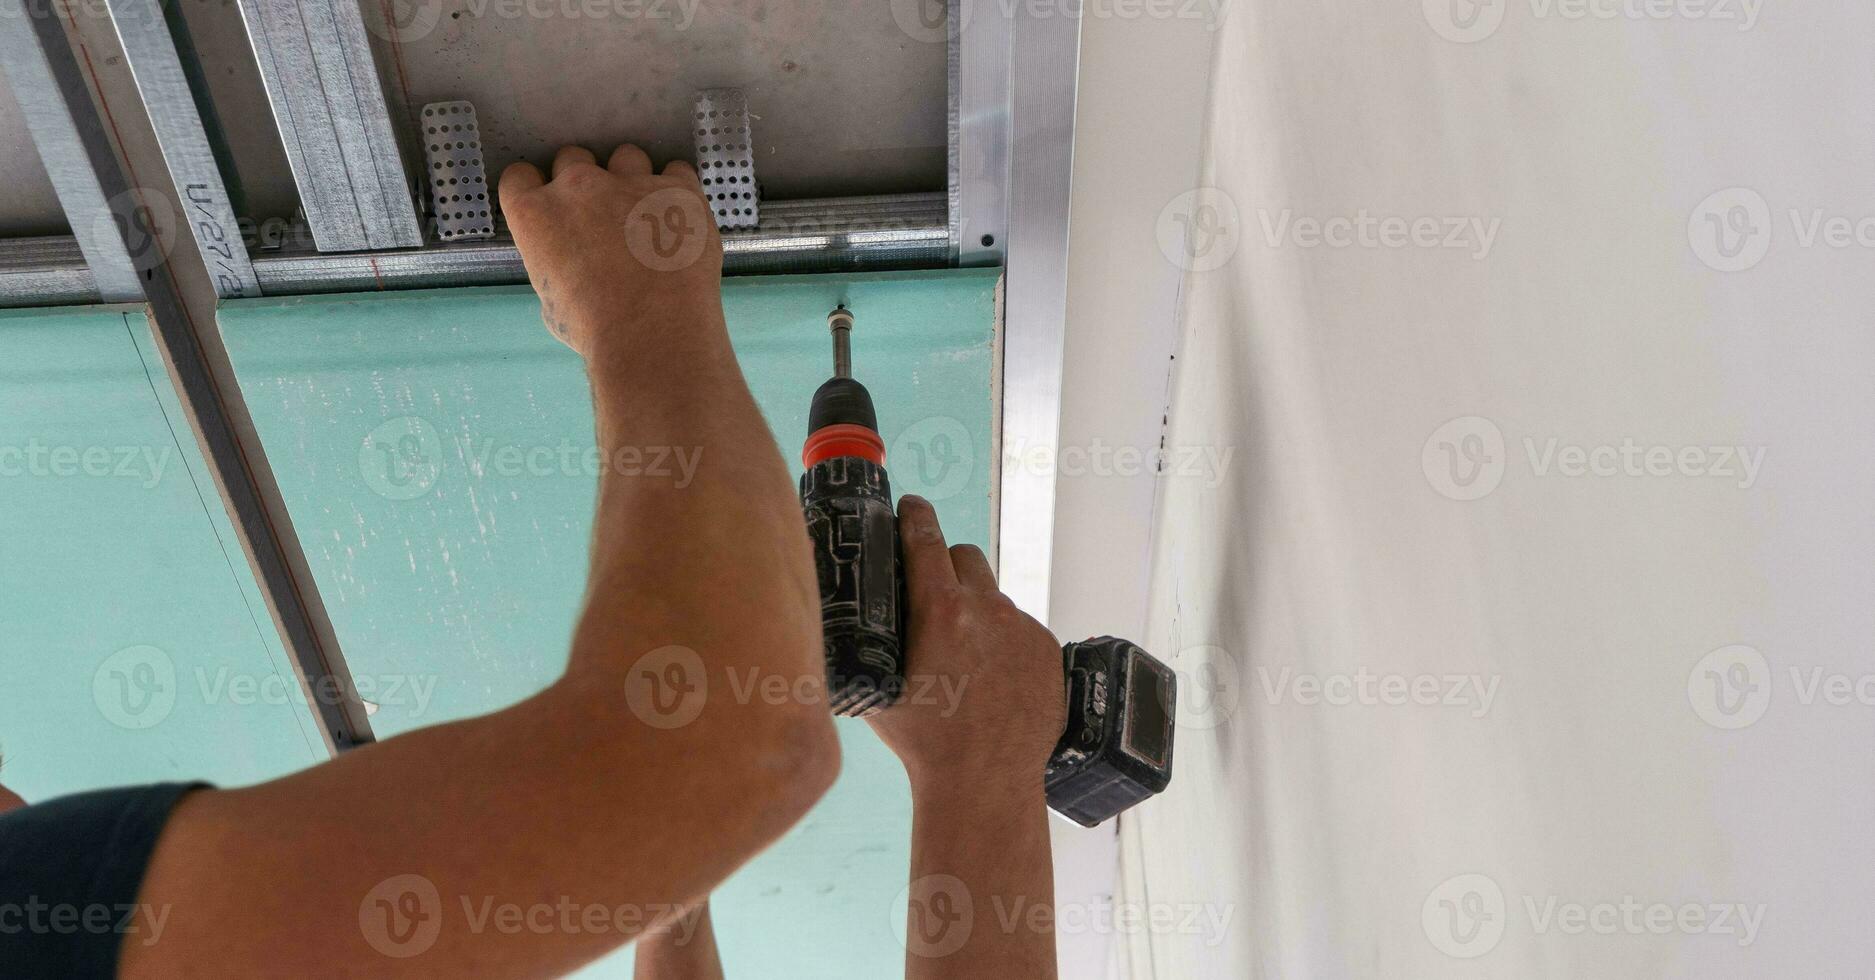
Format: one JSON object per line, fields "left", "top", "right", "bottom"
{"left": 0, "top": 305, "right": 327, "bottom": 799}
{"left": 217, "top": 268, "right": 998, "bottom": 979}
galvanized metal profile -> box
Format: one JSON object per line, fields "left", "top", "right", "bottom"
{"left": 0, "top": 236, "right": 101, "bottom": 308}
{"left": 250, "top": 194, "right": 950, "bottom": 294}
{"left": 949, "top": 0, "right": 1010, "bottom": 266}
{"left": 0, "top": 0, "right": 145, "bottom": 302}
{"left": 419, "top": 101, "right": 495, "bottom": 242}
{"left": 104, "top": 0, "right": 261, "bottom": 298}
{"left": 5, "top": 0, "right": 375, "bottom": 753}
{"left": 694, "top": 88, "right": 760, "bottom": 230}
{"left": 989, "top": 5, "right": 1082, "bottom": 625}
{"left": 236, "top": 0, "right": 422, "bottom": 252}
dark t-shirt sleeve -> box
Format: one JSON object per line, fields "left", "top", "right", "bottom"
{"left": 0, "top": 782, "right": 208, "bottom": 978}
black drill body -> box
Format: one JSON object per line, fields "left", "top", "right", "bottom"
{"left": 800, "top": 311, "right": 908, "bottom": 717}
{"left": 800, "top": 308, "right": 1177, "bottom": 825}
{"left": 800, "top": 377, "right": 906, "bottom": 716}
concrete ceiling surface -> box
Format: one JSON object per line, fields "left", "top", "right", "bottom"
{"left": 170, "top": 0, "right": 948, "bottom": 229}
{"left": 0, "top": 69, "right": 70, "bottom": 237}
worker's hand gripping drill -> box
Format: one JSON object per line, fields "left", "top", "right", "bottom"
{"left": 865, "top": 495, "right": 1072, "bottom": 788}
{"left": 798, "top": 308, "right": 1177, "bottom": 825}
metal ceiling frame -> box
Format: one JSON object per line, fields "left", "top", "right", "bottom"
{"left": 247, "top": 194, "right": 952, "bottom": 294}
{"left": 0, "top": 234, "right": 100, "bottom": 305}
{"left": 0, "top": 0, "right": 1084, "bottom": 760}
{"left": 0, "top": 3, "right": 144, "bottom": 302}
{"left": 0, "top": 0, "right": 376, "bottom": 754}
{"left": 950, "top": 0, "right": 1010, "bottom": 268}
{"left": 235, "top": 0, "right": 424, "bottom": 252}
{"left": 104, "top": 0, "right": 262, "bottom": 298}
{"left": 962, "top": 6, "right": 1082, "bottom": 625}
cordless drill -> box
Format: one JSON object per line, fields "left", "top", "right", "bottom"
{"left": 799, "top": 307, "right": 1178, "bottom": 826}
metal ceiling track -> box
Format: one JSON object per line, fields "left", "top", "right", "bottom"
{"left": 0, "top": 0, "right": 1083, "bottom": 735}
{"left": 104, "top": 0, "right": 261, "bottom": 299}
{"left": 235, "top": 0, "right": 424, "bottom": 252}
{"left": 1, "top": 1, "right": 1043, "bottom": 304}
{"left": 951, "top": 0, "right": 1081, "bottom": 623}
{"left": 0, "top": 0, "right": 376, "bottom": 753}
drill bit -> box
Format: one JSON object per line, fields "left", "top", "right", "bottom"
{"left": 829, "top": 306, "right": 854, "bottom": 379}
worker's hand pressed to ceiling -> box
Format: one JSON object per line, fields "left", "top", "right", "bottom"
{"left": 866, "top": 495, "right": 1068, "bottom": 791}
{"left": 499, "top": 144, "right": 721, "bottom": 361}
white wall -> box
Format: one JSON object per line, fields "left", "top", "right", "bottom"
{"left": 1048, "top": 5, "right": 1220, "bottom": 978}
{"left": 1118, "top": 3, "right": 1875, "bottom": 978}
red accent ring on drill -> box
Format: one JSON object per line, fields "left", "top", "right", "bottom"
{"left": 802, "top": 424, "right": 886, "bottom": 468}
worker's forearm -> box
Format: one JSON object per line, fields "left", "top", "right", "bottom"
{"left": 904, "top": 774, "right": 1058, "bottom": 979}
{"left": 567, "top": 296, "right": 821, "bottom": 689}
{"left": 633, "top": 902, "right": 726, "bottom": 980}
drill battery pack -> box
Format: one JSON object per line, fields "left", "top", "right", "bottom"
{"left": 1044, "top": 637, "right": 1179, "bottom": 827}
